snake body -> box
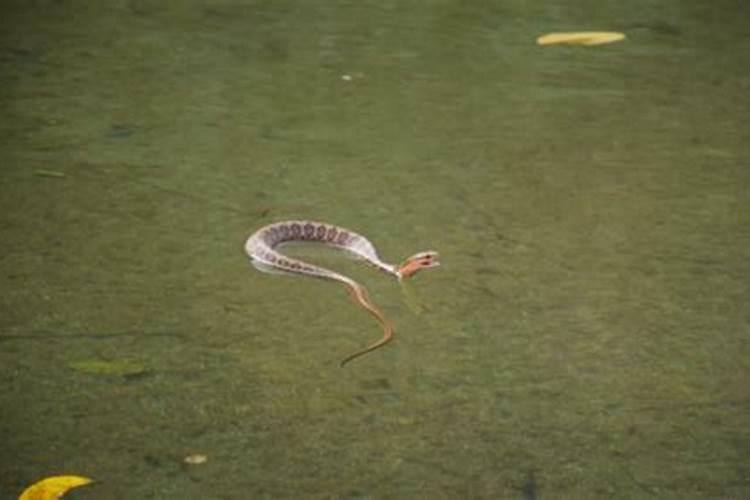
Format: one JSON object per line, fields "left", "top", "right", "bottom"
{"left": 245, "top": 220, "right": 439, "bottom": 366}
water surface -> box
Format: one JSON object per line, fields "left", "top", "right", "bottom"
{"left": 1, "top": 1, "right": 748, "bottom": 498}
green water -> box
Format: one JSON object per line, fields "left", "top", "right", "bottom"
{"left": 1, "top": 1, "right": 749, "bottom": 498}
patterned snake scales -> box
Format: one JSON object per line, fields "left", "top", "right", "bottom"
{"left": 245, "top": 220, "right": 439, "bottom": 366}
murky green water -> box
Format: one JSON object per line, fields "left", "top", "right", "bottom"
{"left": 2, "top": 1, "right": 749, "bottom": 498}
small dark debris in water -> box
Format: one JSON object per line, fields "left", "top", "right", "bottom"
{"left": 107, "top": 123, "right": 138, "bottom": 139}
{"left": 521, "top": 470, "right": 538, "bottom": 500}
{"left": 0, "top": 46, "right": 43, "bottom": 65}
{"left": 340, "top": 490, "right": 368, "bottom": 500}
{"left": 142, "top": 452, "right": 164, "bottom": 468}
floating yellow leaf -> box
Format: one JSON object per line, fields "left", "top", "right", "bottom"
{"left": 19, "top": 475, "right": 93, "bottom": 500}
{"left": 183, "top": 453, "right": 208, "bottom": 465}
{"left": 68, "top": 360, "right": 146, "bottom": 376}
{"left": 537, "top": 32, "right": 626, "bottom": 46}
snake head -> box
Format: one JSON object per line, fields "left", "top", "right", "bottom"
{"left": 397, "top": 251, "right": 440, "bottom": 279}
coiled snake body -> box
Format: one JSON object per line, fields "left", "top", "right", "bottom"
{"left": 245, "top": 220, "right": 439, "bottom": 366}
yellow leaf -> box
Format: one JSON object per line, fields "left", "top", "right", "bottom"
{"left": 537, "top": 32, "right": 626, "bottom": 46}
{"left": 19, "top": 475, "right": 93, "bottom": 500}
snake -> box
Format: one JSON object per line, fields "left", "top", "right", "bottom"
{"left": 245, "top": 220, "right": 439, "bottom": 366}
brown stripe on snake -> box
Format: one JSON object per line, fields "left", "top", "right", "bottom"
{"left": 245, "top": 220, "right": 439, "bottom": 366}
